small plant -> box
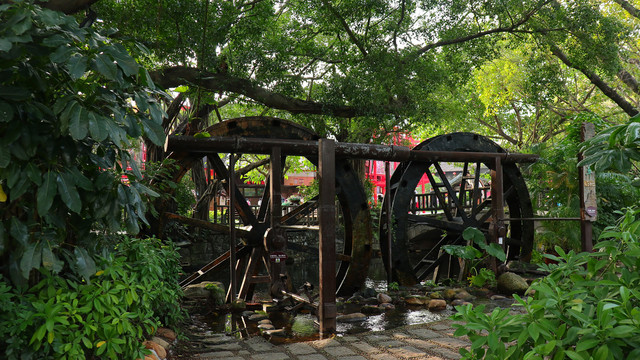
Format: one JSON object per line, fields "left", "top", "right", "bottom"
{"left": 442, "top": 227, "right": 506, "bottom": 287}
{"left": 388, "top": 282, "right": 400, "bottom": 291}
{"left": 452, "top": 207, "right": 640, "bottom": 359}
{"left": 467, "top": 267, "right": 496, "bottom": 288}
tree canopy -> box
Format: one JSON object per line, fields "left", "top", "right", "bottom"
{"left": 57, "top": 0, "right": 639, "bottom": 147}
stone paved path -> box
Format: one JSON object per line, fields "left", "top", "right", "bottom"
{"left": 178, "top": 319, "right": 470, "bottom": 360}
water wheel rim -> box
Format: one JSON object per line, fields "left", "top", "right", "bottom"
{"left": 200, "top": 117, "right": 373, "bottom": 297}
{"left": 380, "top": 132, "right": 534, "bottom": 285}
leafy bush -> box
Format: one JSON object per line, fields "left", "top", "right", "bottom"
{"left": 452, "top": 208, "right": 640, "bottom": 360}
{"left": 0, "top": 237, "right": 184, "bottom": 360}
{"left": 0, "top": 1, "right": 165, "bottom": 287}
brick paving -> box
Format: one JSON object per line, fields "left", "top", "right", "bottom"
{"left": 179, "top": 320, "right": 470, "bottom": 360}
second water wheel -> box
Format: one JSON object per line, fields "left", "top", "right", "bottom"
{"left": 380, "top": 133, "right": 534, "bottom": 285}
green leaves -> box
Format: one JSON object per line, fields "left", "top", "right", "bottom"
{"left": 57, "top": 172, "right": 81, "bottom": 214}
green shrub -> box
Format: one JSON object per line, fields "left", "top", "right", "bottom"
{"left": 0, "top": 237, "right": 184, "bottom": 360}
{"left": 452, "top": 208, "right": 640, "bottom": 360}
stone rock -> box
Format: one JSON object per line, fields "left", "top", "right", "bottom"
{"left": 361, "top": 305, "right": 383, "bottom": 315}
{"left": 405, "top": 296, "right": 428, "bottom": 306}
{"left": 377, "top": 293, "right": 392, "bottom": 304}
{"left": 364, "top": 297, "right": 379, "bottom": 305}
{"left": 336, "top": 312, "right": 367, "bottom": 322}
{"left": 242, "top": 311, "right": 254, "bottom": 317}
{"left": 231, "top": 299, "right": 246, "bottom": 311}
{"left": 379, "top": 303, "right": 396, "bottom": 311}
{"left": 362, "top": 287, "right": 378, "bottom": 298}
{"left": 450, "top": 299, "right": 468, "bottom": 307}
{"left": 497, "top": 272, "right": 530, "bottom": 295}
{"left": 443, "top": 288, "right": 460, "bottom": 300}
{"left": 427, "top": 291, "right": 443, "bottom": 299}
{"left": 151, "top": 337, "right": 170, "bottom": 350}
{"left": 248, "top": 313, "right": 268, "bottom": 321}
{"left": 155, "top": 328, "right": 176, "bottom": 342}
{"left": 143, "top": 343, "right": 165, "bottom": 360}
{"left": 427, "top": 299, "right": 447, "bottom": 311}
{"left": 346, "top": 294, "right": 365, "bottom": 303}
{"left": 291, "top": 315, "right": 317, "bottom": 336}
{"left": 258, "top": 323, "right": 275, "bottom": 330}
{"left": 490, "top": 295, "right": 506, "bottom": 300}
{"left": 454, "top": 290, "right": 475, "bottom": 301}
{"left": 264, "top": 329, "right": 287, "bottom": 337}
{"left": 258, "top": 319, "right": 272, "bottom": 325}
{"left": 183, "top": 281, "right": 225, "bottom": 304}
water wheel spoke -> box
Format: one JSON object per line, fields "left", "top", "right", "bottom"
{"left": 209, "top": 154, "right": 258, "bottom": 226}
{"left": 282, "top": 195, "right": 319, "bottom": 225}
{"left": 257, "top": 176, "right": 271, "bottom": 222}
{"left": 424, "top": 165, "right": 454, "bottom": 221}
{"left": 470, "top": 162, "right": 483, "bottom": 217}
{"left": 407, "top": 214, "right": 466, "bottom": 233}
{"left": 433, "top": 162, "right": 469, "bottom": 223}
{"left": 457, "top": 162, "right": 470, "bottom": 216}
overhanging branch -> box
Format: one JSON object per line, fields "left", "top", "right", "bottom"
{"left": 149, "top": 66, "right": 362, "bottom": 118}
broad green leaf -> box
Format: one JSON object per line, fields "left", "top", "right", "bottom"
{"left": 565, "top": 350, "right": 586, "bottom": 360}
{"left": 142, "top": 117, "right": 165, "bottom": 146}
{"left": 108, "top": 44, "right": 139, "bottom": 76}
{"left": 93, "top": 53, "right": 118, "bottom": 80}
{"left": 10, "top": 217, "right": 28, "bottom": 247}
{"left": 575, "top": 338, "right": 600, "bottom": 352}
{"left": 20, "top": 242, "right": 41, "bottom": 279}
{"left": 0, "top": 101, "right": 13, "bottom": 122}
{"left": 0, "top": 145, "right": 9, "bottom": 168}
{"left": 37, "top": 171, "right": 57, "bottom": 215}
{"left": 67, "top": 55, "right": 87, "bottom": 80}
{"left": 0, "top": 38, "right": 11, "bottom": 52}
{"left": 88, "top": 112, "right": 108, "bottom": 142}
{"left": 0, "top": 184, "right": 6, "bottom": 202}
{"left": 73, "top": 247, "right": 96, "bottom": 284}
{"left": 609, "top": 325, "right": 635, "bottom": 337}
{"left": 0, "top": 86, "right": 30, "bottom": 101}
{"left": 69, "top": 106, "right": 87, "bottom": 139}
{"left": 57, "top": 172, "right": 81, "bottom": 213}
{"left": 26, "top": 163, "right": 41, "bottom": 186}
{"left": 0, "top": 222, "right": 4, "bottom": 255}
{"left": 594, "top": 345, "right": 608, "bottom": 360}
{"left": 41, "top": 245, "right": 63, "bottom": 273}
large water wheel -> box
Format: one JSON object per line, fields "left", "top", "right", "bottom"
{"left": 169, "top": 117, "right": 372, "bottom": 299}
{"left": 380, "top": 133, "right": 534, "bottom": 286}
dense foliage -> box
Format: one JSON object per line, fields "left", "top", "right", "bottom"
{"left": 0, "top": 1, "right": 165, "bottom": 287}
{"left": 0, "top": 3, "right": 184, "bottom": 359}
{"left": 453, "top": 207, "right": 640, "bottom": 360}
{"left": 0, "top": 237, "right": 183, "bottom": 360}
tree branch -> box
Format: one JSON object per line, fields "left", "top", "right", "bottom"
{"left": 320, "top": 0, "right": 368, "bottom": 57}
{"left": 35, "top": 0, "right": 99, "bottom": 14}
{"left": 613, "top": 0, "right": 640, "bottom": 20}
{"left": 149, "top": 66, "right": 361, "bottom": 117}
{"left": 412, "top": 1, "right": 551, "bottom": 58}
{"left": 550, "top": 45, "right": 639, "bottom": 116}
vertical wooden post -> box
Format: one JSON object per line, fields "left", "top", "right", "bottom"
{"left": 318, "top": 139, "right": 336, "bottom": 338}
{"left": 268, "top": 147, "right": 286, "bottom": 298}
{"left": 385, "top": 161, "right": 393, "bottom": 286}
{"left": 579, "top": 123, "right": 596, "bottom": 252}
{"left": 490, "top": 156, "right": 505, "bottom": 272}
{"left": 229, "top": 153, "right": 237, "bottom": 301}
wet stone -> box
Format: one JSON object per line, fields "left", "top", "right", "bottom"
{"left": 285, "top": 343, "right": 317, "bottom": 355}
{"left": 365, "top": 334, "right": 392, "bottom": 342}
{"left": 250, "top": 352, "right": 290, "bottom": 360}
{"left": 370, "top": 354, "right": 400, "bottom": 360}
{"left": 311, "top": 338, "right": 341, "bottom": 348}
{"left": 206, "top": 343, "right": 242, "bottom": 351}
{"left": 379, "top": 340, "right": 406, "bottom": 348}
{"left": 298, "top": 354, "right": 328, "bottom": 360}
{"left": 406, "top": 328, "right": 440, "bottom": 339}
{"left": 249, "top": 313, "right": 268, "bottom": 321}
{"left": 351, "top": 341, "right": 380, "bottom": 354}
{"left": 259, "top": 319, "right": 272, "bottom": 324}
{"left": 258, "top": 323, "right": 275, "bottom": 330}
{"left": 389, "top": 346, "right": 427, "bottom": 359}
{"left": 323, "top": 346, "right": 356, "bottom": 357}
{"left": 339, "top": 357, "right": 368, "bottom": 360}
{"left": 198, "top": 351, "right": 235, "bottom": 358}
